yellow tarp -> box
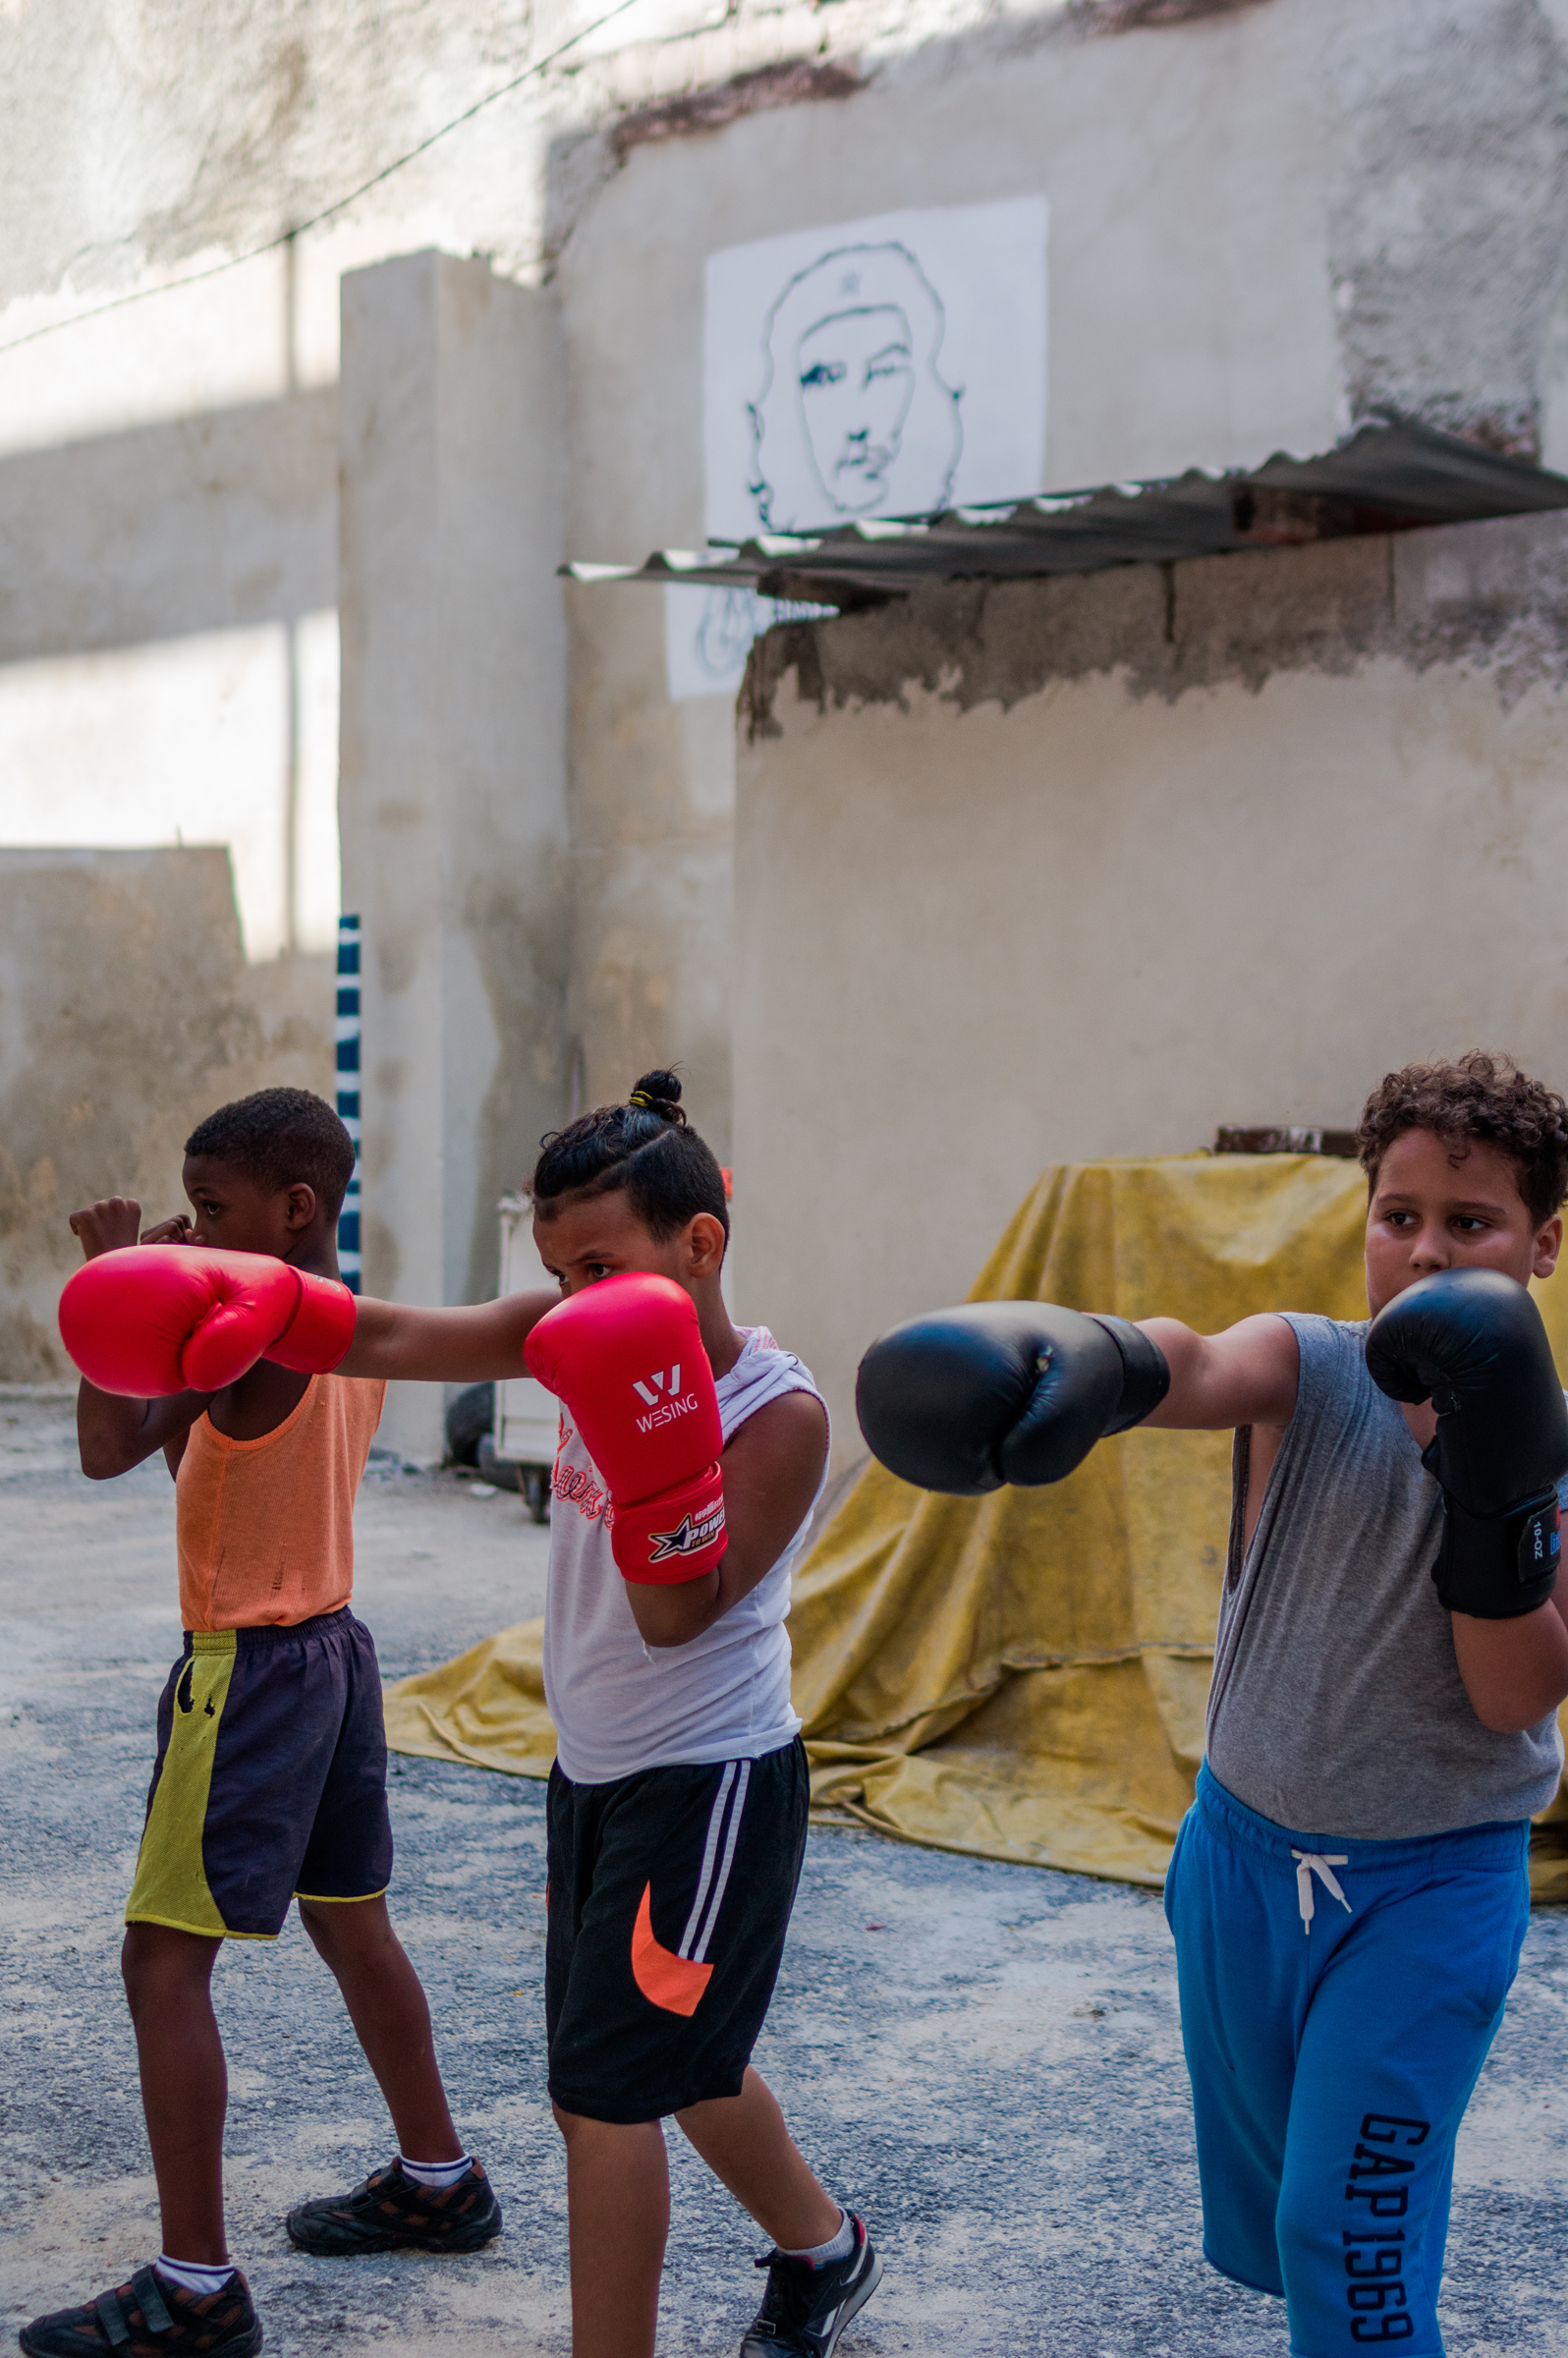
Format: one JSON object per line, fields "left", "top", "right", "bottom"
{"left": 384, "top": 1152, "right": 1568, "bottom": 1900}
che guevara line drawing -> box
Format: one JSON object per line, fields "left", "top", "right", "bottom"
{"left": 680, "top": 234, "right": 971, "bottom": 689}
{"left": 746, "top": 241, "right": 965, "bottom": 533}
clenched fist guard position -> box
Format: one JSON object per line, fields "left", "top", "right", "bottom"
{"left": 858, "top": 1053, "right": 1568, "bottom": 2358}
{"left": 43, "top": 1073, "right": 879, "bottom": 2358}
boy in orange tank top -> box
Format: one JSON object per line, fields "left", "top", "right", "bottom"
{"left": 22, "top": 1091, "right": 499, "bottom": 2358}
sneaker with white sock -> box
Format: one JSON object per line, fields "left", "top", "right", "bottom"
{"left": 740, "top": 2212, "right": 882, "bottom": 2356}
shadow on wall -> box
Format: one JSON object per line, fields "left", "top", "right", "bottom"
{"left": 0, "top": 846, "right": 333, "bottom": 1380}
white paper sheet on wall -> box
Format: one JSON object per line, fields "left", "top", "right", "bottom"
{"left": 667, "top": 194, "right": 1048, "bottom": 702}
{"left": 663, "top": 584, "right": 836, "bottom": 702}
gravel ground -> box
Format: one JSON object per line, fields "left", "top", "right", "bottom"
{"left": 3, "top": 1385, "right": 1567, "bottom": 2355}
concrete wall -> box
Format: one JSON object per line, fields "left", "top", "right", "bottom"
{"left": 554, "top": 0, "right": 1347, "bottom": 1156}
{"left": 0, "top": 849, "right": 333, "bottom": 1379}
{"left": 0, "top": 232, "right": 340, "bottom": 1387}
{"left": 6, "top": 0, "right": 1568, "bottom": 1350}
{"left": 0, "top": 242, "right": 343, "bottom": 966}
{"left": 339, "top": 253, "right": 570, "bottom": 1461}
{"left": 734, "top": 510, "right": 1568, "bottom": 1453}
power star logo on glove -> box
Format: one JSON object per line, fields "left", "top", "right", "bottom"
{"left": 647, "top": 1494, "right": 726, "bottom": 1565}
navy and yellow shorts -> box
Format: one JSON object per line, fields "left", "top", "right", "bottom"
{"left": 126, "top": 1606, "right": 393, "bottom": 1940}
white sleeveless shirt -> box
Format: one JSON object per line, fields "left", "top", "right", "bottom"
{"left": 542, "top": 1325, "right": 827, "bottom": 1784}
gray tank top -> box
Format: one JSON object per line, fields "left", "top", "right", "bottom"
{"left": 1206, "top": 1312, "right": 1565, "bottom": 1841}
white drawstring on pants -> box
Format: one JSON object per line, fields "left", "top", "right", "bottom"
{"left": 1291, "top": 1849, "right": 1352, "bottom": 1933}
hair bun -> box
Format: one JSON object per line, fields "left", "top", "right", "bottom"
{"left": 628, "top": 1070, "right": 685, "bottom": 1122}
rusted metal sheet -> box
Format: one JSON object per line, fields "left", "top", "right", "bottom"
{"left": 1213, "top": 1127, "right": 1360, "bottom": 1159}
{"left": 564, "top": 421, "right": 1568, "bottom": 605}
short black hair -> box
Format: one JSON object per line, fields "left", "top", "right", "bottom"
{"left": 532, "top": 1070, "right": 729, "bottom": 1246}
{"left": 1358, "top": 1051, "right": 1568, "bottom": 1227}
{"left": 185, "top": 1088, "right": 357, "bottom": 1223}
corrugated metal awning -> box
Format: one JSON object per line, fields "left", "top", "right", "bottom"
{"left": 563, "top": 421, "right": 1568, "bottom": 605}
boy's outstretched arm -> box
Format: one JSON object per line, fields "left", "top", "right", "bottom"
{"left": 337, "top": 1288, "right": 559, "bottom": 1383}
{"left": 857, "top": 1299, "right": 1301, "bottom": 1496}
{"left": 61, "top": 1208, "right": 557, "bottom": 1454}
{"left": 1139, "top": 1313, "right": 1301, "bottom": 1432}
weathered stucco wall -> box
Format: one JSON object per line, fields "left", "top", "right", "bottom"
{"left": 0, "top": 849, "right": 332, "bottom": 1380}
{"left": 556, "top": 0, "right": 1346, "bottom": 1155}
{"left": 9, "top": 0, "right": 1562, "bottom": 468}
{"left": 734, "top": 512, "right": 1568, "bottom": 1452}
{"left": 5, "top": 0, "right": 1568, "bottom": 1325}
{"left": 339, "top": 252, "right": 570, "bottom": 1462}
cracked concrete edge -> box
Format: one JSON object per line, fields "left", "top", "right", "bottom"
{"left": 742, "top": 508, "right": 1568, "bottom": 736}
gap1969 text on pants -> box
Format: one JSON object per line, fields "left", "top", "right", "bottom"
{"left": 1165, "top": 1765, "right": 1530, "bottom": 2356}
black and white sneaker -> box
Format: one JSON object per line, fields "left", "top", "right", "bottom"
{"left": 740, "top": 2213, "right": 882, "bottom": 2356}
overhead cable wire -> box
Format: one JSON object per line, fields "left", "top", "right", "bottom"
{"left": 0, "top": 0, "right": 645, "bottom": 363}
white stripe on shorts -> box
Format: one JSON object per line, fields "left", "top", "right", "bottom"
{"left": 679, "top": 1761, "right": 738, "bottom": 1959}
{"left": 693, "top": 1759, "right": 751, "bottom": 1965}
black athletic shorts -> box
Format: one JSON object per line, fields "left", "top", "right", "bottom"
{"left": 126, "top": 1606, "right": 393, "bottom": 1940}
{"left": 545, "top": 1737, "right": 809, "bottom": 2122}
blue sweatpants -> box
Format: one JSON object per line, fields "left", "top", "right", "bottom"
{"left": 1164, "top": 1766, "right": 1530, "bottom": 2355}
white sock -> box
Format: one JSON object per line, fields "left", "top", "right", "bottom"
{"left": 154, "top": 2256, "right": 236, "bottom": 2297}
{"left": 399, "top": 2152, "right": 474, "bottom": 2189}
{"left": 784, "top": 2208, "right": 854, "bottom": 2268}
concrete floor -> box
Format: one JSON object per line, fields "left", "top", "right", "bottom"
{"left": 3, "top": 1385, "right": 1567, "bottom": 2356}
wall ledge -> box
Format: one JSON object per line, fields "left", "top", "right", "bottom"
{"left": 743, "top": 507, "right": 1568, "bottom": 736}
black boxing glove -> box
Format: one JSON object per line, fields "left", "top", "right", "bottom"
{"left": 855, "top": 1302, "right": 1171, "bottom": 1495}
{"left": 1366, "top": 1266, "right": 1568, "bottom": 1619}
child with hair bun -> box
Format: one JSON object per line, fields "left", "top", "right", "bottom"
{"left": 506, "top": 1071, "right": 881, "bottom": 2358}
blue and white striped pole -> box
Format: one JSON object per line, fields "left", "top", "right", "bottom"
{"left": 335, "top": 914, "right": 362, "bottom": 1293}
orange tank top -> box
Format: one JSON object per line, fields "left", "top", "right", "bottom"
{"left": 175, "top": 1373, "right": 387, "bottom": 1632}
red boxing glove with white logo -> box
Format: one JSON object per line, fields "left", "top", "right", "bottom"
{"left": 58, "top": 1245, "right": 358, "bottom": 1398}
{"left": 525, "top": 1272, "right": 726, "bottom": 1585}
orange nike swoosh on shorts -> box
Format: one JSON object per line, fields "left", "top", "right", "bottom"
{"left": 630, "top": 1881, "right": 714, "bottom": 2017}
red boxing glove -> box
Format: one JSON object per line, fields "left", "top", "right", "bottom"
{"left": 58, "top": 1245, "right": 358, "bottom": 1398}
{"left": 525, "top": 1272, "right": 726, "bottom": 1584}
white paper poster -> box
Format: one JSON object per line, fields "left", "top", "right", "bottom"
{"left": 663, "top": 584, "right": 836, "bottom": 702}
{"left": 667, "top": 195, "right": 1047, "bottom": 698}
